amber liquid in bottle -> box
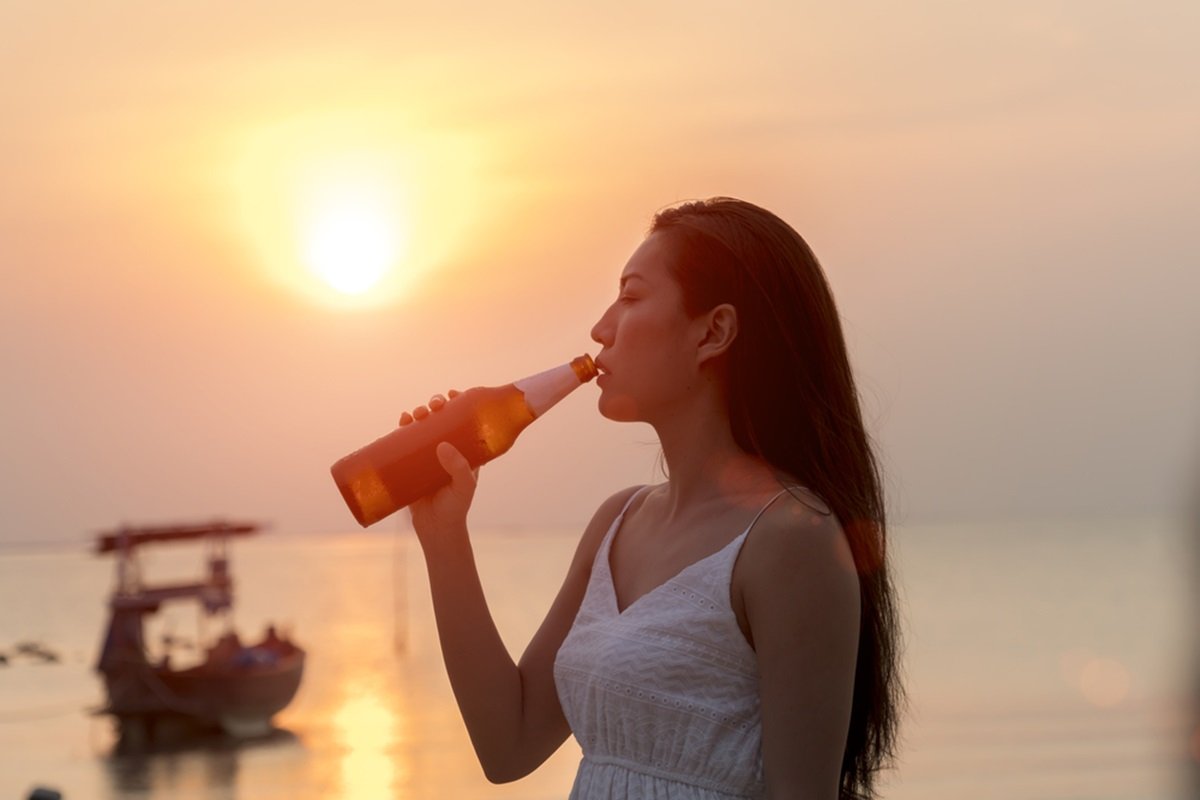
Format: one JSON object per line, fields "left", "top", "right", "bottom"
{"left": 331, "top": 354, "right": 598, "bottom": 527}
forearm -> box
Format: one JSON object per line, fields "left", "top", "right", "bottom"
{"left": 421, "top": 527, "right": 534, "bottom": 781}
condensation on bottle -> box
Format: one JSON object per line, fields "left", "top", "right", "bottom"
{"left": 331, "top": 354, "right": 598, "bottom": 527}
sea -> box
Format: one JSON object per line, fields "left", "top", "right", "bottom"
{"left": 0, "top": 515, "right": 1195, "bottom": 800}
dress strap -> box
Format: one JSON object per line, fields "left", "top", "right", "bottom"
{"left": 598, "top": 485, "right": 651, "bottom": 553}
{"left": 745, "top": 487, "right": 791, "bottom": 533}
{"left": 615, "top": 485, "right": 650, "bottom": 519}
{"left": 611, "top": 485, "right": 800, "bottom": 544}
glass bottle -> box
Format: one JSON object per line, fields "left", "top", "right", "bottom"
{"left": 331, "top": 354, "right": 598, "bottom": 527}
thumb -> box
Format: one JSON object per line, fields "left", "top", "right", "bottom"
{"left": 436, "top": 442, "right": 476, "bottom": 489}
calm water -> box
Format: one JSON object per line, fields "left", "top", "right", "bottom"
{"left": 0, "top": 517, "right": 1194, "bottom": 799}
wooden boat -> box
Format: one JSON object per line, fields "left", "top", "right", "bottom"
{"left": 94, "top": 520, "right": 304, "bottom": 743}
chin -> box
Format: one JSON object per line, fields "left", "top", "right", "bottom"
{"left": 597, "top": 392, "right": 641, "bottom": 422}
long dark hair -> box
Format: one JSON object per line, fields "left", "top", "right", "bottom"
{"left": 652, "top": 197, "right": 902, "bottom": 800}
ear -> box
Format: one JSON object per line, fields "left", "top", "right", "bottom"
{"left": 695, "top": 303, "right": 738, "bottom": 366}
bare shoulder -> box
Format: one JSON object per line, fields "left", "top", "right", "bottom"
{"left": 741, "top": 490, "right": 855, "bottom": 573}
{"left": 735, "top": 491, "right": 860, "bottom": 642}
{"left": 567, "top": 485, "right": 644, "bottom": 575}
{"left": 591, "top": 484, "right": 646, "bottom": 526}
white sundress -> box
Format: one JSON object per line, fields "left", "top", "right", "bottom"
{"left": 554, "top": 487, "right": 789, "bottom": 799}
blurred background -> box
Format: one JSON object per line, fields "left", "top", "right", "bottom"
{"left": 1, "top": 2, "right": 1197, "bottom": 798}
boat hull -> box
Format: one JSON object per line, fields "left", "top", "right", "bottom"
{"left": 101, "top": 649, "right": 305, "bottom": 737}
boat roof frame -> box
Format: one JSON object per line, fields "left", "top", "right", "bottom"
{"left": 95, "top": 520, "right": 262, "bottom": 554}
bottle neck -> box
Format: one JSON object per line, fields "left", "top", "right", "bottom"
{"left": 513, "top": 355, "right": 597, "bottom": 417}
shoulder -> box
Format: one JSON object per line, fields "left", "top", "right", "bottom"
{"left": 736, "top": 491, "right": 860, "bottom": 643}
{"left": 741, "top": 489, "right": 851, "bottom": 567}
{"left": 604, "top": 484, "right": 649, "bottom": 513}
{"left": 565, "top": 485, "right": 646, "bottom": 576}
{"left": 588, "top": 485, "right": 647, "bottom": 534}
{"left": 738, "top": 491, "right": 864, "bottom": 798}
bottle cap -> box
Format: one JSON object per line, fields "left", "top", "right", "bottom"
{"left": 570, "top": 354, "right": 599, "bottom": 383}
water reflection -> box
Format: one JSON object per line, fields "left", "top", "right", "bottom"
{"left": 89, "top": 533, "right": 425, "bottom": 799}
{"left": 100, "top": 726, "right": 299, "bottom": 800}
{"left": 333, "top": 686, "right": 403, "bottom": 799}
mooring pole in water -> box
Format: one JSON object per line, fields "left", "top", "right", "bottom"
{"left": 393, "top": 518, "right": 409, "bottom": 654}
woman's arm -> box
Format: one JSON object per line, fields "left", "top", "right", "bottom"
{"left": 737, "top": 499, "right": 862, "bottom": 799}
{"left": 411, "top": 440, "right": 637, "bottom": 783}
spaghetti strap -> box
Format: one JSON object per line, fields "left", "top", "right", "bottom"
{"left": 745, "top": 487, "right": 790, "bottom": 534}
{"left": 591, "top": 485, "right": 652, "bottom": 572}
{"left": 615, "top": 485, "right": 650, "bottom": 519}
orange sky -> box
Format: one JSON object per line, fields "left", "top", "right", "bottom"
{"left": 2, "top": 3, "right": 1198, "bottom": 543}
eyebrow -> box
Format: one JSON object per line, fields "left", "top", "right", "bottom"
{"left": 619, "top": 273, "right": 648, "bottom": 289}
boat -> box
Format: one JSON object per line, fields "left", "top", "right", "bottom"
{"left": 93, "top": 520, "right": 305, "bottom": 744}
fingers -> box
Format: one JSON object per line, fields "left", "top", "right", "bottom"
{"left": 436, "top": 441, "right": 477, "bottom": 489}
{"left": 399, "top": 407, "right": 426, "bottom": 426}
{"left": 398, "top": 389, "right": 460, "bottom": 427}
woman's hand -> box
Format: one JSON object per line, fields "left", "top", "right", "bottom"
{"left": 398, "top": 389, "right": 461, "bottom": 425}
{"left": 399, "top": 391, "right": 479, "bottom": 551}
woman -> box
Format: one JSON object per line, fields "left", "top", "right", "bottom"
{"left": 404, "top": 198, "right": 902, "bottom": 799}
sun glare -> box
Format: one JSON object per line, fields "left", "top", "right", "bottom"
{"left": 302, "top": 186, "right": 404, "bottom": 295}
{"left": 333, "top": 689, "right": 401, "bottom": 797}
{"left": 230, "top": 112, "right": 485, "bottom": 309}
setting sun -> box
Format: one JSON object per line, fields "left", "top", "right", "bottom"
{"left": 229, "top": 112, "right": 486, "bottom": 309}
{"left": 301, "top": 185, "right": 405, "bottom": 295}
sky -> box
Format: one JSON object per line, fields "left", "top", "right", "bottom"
{"left": 2, "top": 2, "right": 1198, "bottom": 545}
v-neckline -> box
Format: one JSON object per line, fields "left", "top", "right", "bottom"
{"left": 602, "top": 487, "right": 785, "bottom": 617}
{"left": 605, "top": 526, "right": 748, "bottom": 617}
{"left": 604, "top": 484, "right": 792, "bottom": 618}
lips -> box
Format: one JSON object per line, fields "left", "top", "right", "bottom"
{"left": 593, "top": 358, "right": 611, "bottom": 387}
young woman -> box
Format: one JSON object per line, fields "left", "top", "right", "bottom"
{"left": 403, "top": 197, "right": 902, "bottom": 799}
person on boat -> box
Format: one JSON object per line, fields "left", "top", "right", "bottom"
{"left": 404, "top": 198, "right": 903, "bottom": 799}
{"left": 208, "top": 630, "right": 242, "bottom": 666}
{"left": 262, "top": 624, "right": 283, "bottom": 651}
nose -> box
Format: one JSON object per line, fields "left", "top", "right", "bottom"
{"left": 590, "top": 303, "right": 615, "bottom": 347}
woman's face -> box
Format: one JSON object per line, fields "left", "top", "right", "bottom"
{"left": 589, "top": 232, "right": 704, "bottom": 422}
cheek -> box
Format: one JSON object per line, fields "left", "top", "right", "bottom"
{"left": 597, "top": 352, "right": 689, "bottom": 423}
{"left": 621, "top": 310, "right": 684, "bottom": 355}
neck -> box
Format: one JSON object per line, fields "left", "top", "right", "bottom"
{"left": 650, "top": 390, "right": 780, "bottom": 518}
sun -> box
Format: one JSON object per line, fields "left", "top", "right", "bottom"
{"left": 230, "top": 112, "right": 487, "bottom": 309}
{"left": 302, "top": 188, "right": 403, "bottom": 295}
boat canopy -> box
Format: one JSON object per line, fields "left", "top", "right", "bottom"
{"left": 95, "top": 521, "right": 262, "bottom": 554}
